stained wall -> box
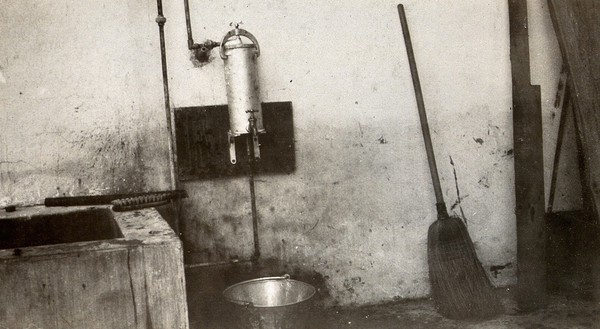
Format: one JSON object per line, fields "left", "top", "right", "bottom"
{"left": 0, "top": 0, "right": 575, "bottom": 306}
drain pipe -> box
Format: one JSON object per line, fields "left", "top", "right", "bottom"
{"left": 155, "top": 0, "right": 182, "bottom": 236}
{"left": 247, "top": 116, "right": 261, "bottom": 261}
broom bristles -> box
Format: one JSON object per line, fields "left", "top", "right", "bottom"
{"left": 428, "top": 214, "right": 503, "bottom": 319}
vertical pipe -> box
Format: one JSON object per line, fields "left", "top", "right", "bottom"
{"left": 247, "top": 116, "right": 261, "bottom": 260}
{"left": 248, "top": 159, "right": 260, "bottom": 260}
{"left": 183, "top": 0, "right": 198, "bottom": 49}
{"left": 156, "top": 0, "right": 181, "bottom": 235}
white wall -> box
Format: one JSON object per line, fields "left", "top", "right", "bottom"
{"left": 0, "top": 0, "right": 575, "bottom": 306}
{"left": 0, "top": 0, "right": 171, "bottom": 204}
{"left": 165, "top": 0, "right": 568, "bottom": 305}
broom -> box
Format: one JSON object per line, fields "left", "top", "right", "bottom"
{"left": 397, "top": 4, "right": 502, "bottom": 319}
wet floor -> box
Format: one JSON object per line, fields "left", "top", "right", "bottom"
{"left": 312, "top": 295, "right": 600, "bottom": 329}
{"left": 185, "top": 264, "right": 600, "bottom": 329}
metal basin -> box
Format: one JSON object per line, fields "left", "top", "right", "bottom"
{"left": 223, "top": 275, "right": 316, "bottom": 329}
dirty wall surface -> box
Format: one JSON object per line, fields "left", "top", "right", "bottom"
{"left": 0, "top": 0, "right": 573, "bottom": 306}
{"left": 0, "top": 0, "right": 171, "bottom": 204}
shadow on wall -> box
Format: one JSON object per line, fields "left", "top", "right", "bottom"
{"left": 546, "top": 211, "right": 600, "bottom": 300}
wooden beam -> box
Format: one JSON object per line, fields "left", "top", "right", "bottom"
{"left": 508, "top": 0, "right": 547, "bottom": 311}
{"left": 548, "top": 0, "right": 600, "bottom": 302}
{"left": 548, "top": 0, "right": 600, "bottom": 222}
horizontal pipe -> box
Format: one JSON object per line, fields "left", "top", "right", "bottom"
{"left": 184, "top": 258, "right": 254, "bottom": 269}
{"left": 44, "top": 190, "right": 188, "bottom": 207}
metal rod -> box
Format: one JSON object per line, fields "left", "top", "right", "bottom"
{"left": 45, "top": 189, "right": 187, "bottom": 207}
{"left": 183, "top": 0, "right": 199, "bottom": 49}
{"left": 184, "top": 258, "right": 253, "bottom": 269}
{"left": 155, "top": 0, "right": 181, "bottom": 236}
{"left": 248, "top": 135, "right": 261, "bottom": 261}
{"left": 245, "top": 110, "right": 261, "bottom": 260}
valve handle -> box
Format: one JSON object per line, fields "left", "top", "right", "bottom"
{"left": 220, "top": 28, "right": 260, "bottom": 60}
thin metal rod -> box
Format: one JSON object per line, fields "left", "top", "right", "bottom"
{"left": 156, "top": 0, "right": 181, "bottom": 235}
{"left": 183, "top": 0, "right": 198, "bottom": 49}
{"left": 184, "top": 258, "right": 253, "bottom": 269}
{"left": 248, "top": 135, "right": 261, "bottom": 260}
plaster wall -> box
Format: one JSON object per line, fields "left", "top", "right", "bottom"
{"left": 167, "top": 0, "right": 569, "bottom": 305}
{"left": 0, "top": 0, "right": 578, "bottom": 306}
{"left": 0, "top": 0, "right": 171, "bottom": 204}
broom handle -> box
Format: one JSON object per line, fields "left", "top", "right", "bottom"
{"left": 397, "top": 4, "right": 446, "bottom": 212}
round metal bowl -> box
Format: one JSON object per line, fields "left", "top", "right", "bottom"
{"left": 223, "top": 275, "right": 316, "bottom": 308}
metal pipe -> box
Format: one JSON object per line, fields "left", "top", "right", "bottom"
{"left": 184, "top": 258, "right": 254, "bottom": 269}
{"left": 183, "top": 0, "right": 200, "bottom": 49}
{"left": 155, "top": 0, "right": 181, "bottom": 235}
{"left": 248, "top": 115, "right": 261, "bottom": 260}
{"left": 249, "top": 159, "right": 260, "bottom": 260}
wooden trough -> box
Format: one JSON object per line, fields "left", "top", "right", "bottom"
{"left": 0, "top": 206, "right": 189, "bottom": 329}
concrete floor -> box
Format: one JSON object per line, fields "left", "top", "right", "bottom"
{"left": 185, "top": 265, "right": 600, "bottom": 329}
{"left": 311, "top": 294, "right": 600, "bottom": 329}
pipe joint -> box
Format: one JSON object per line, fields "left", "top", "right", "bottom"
{"left": 155, "top": 15, "right": 166, "bottom": 26}
{"left": 189, "top": 39, "right": 219, "bottom": 51}
{"left": 202, "top": 40, "right": 220, "bottom": 50}
{"left": 191, "top": 40, "right": 220, "bottom": 63}
{"left": 188, "top": 41, "right": 201, "bottom": 50}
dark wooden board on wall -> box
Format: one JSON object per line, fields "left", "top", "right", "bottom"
{"left": 174, "top": 101, "right": 295, "bottom": 180}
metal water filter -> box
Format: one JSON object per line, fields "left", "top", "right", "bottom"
{"left": 220, "top": 26, "right": 265, "bottom": 164}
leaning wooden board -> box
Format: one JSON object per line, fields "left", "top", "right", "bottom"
{"left": 509, "top": 0, "right": 547, "bottom": 311}
{"left": 548, "top": 0, "right": 600, "bottom": 222}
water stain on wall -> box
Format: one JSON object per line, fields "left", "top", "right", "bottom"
{"left": 0, "top": 124, "right": 168, "bottom": 204}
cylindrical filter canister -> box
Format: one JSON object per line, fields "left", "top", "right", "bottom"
{"left": 220, "top": 28, "right": 265, "bottom": 136}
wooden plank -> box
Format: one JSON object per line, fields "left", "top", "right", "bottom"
{"left": 128, "top": 247, "right": 150, "bottom": 329}
{"left": 548, "top": 0, "right": 600, "bottom": 223}
{"left": 0, "top": 249, "right": 137, "bottom": 329}
{"left": 508, "top": 0, "right": 547, "bottom": 311}
{"left": 142, "top": 242, "right": 190, "bottom": 329}
{"left": 548, "top": 0, "right": 600, "bottom": 302}
{"left": 0, "top": 244, "right": 188, "bottom": 329}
